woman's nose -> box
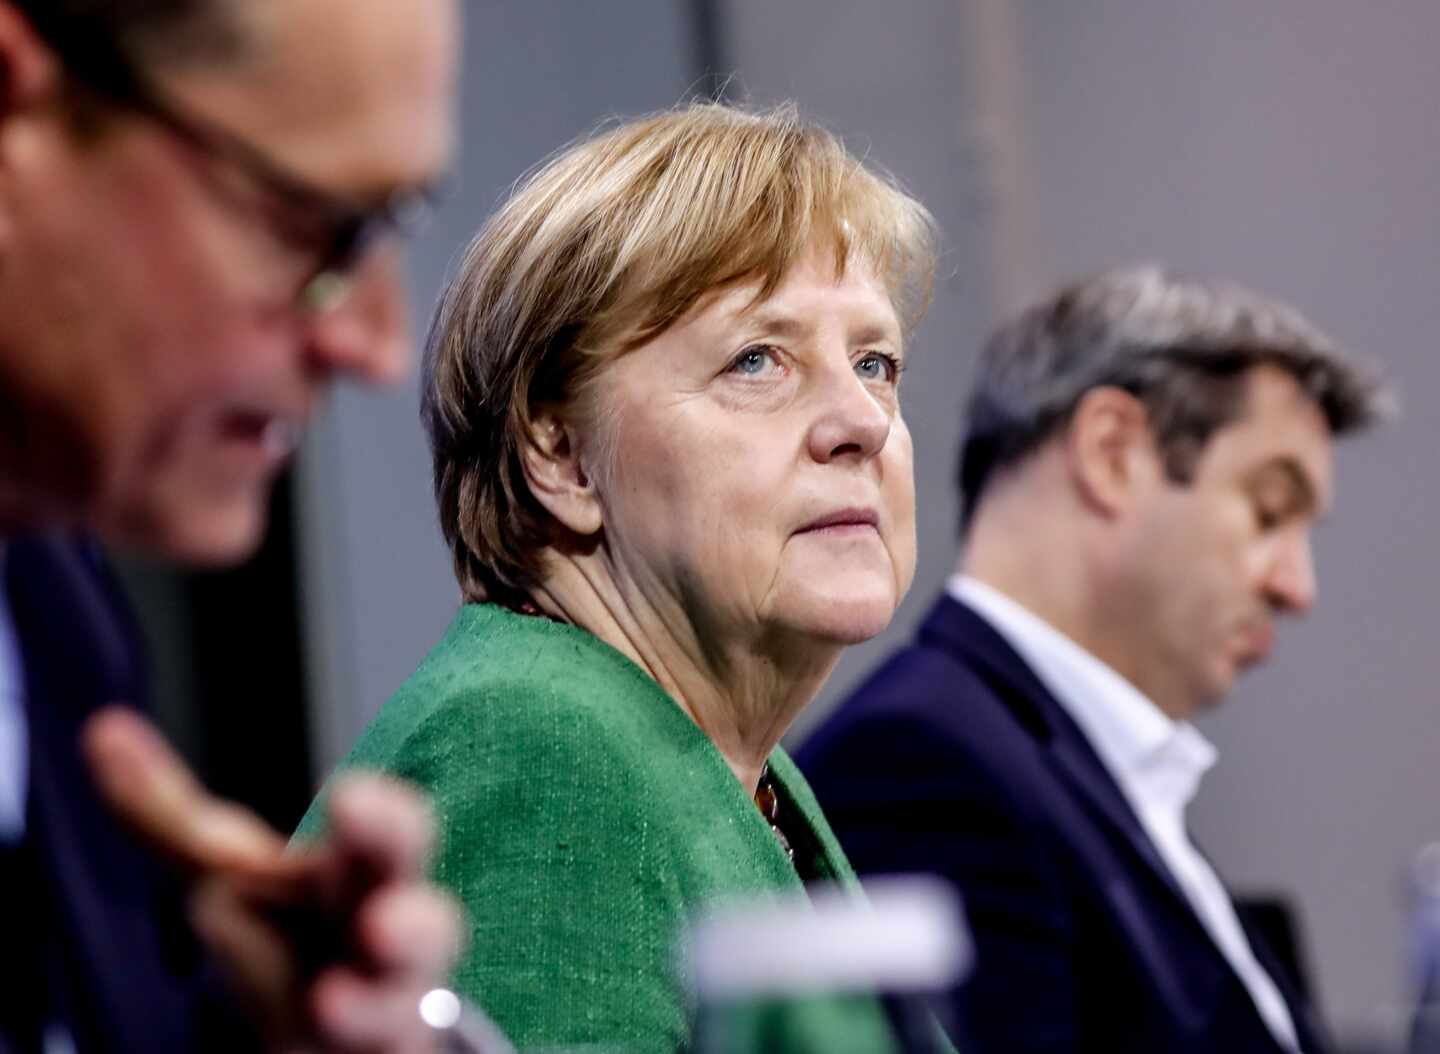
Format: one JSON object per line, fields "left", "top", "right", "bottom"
{"left": 805, "top": 366, "right": 892, "bottom": 464}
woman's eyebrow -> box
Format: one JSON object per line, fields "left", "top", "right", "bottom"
{"left": 733, "top": 306, "right": 809, "bottom": 339}
{"left": 732, "top": 306, "right": 901, "bottom": 347}
{"left": 851, "top": 322, "right": 901, "bottom": 347}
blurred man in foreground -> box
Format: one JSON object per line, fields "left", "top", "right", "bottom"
{"left": 800, "top": 265, "right": 1387, "bottom": 1053}
{"left": 0, "top": 0, "right": 462, "bottom": 1050}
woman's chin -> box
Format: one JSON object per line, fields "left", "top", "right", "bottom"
{"left": 778, "top": 586, "right": 900, "bottom": 645}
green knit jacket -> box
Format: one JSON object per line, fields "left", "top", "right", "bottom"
{"left": 298, "top": 603, "right": 897, "bottom": 1053}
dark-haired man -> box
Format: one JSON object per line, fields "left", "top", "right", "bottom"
{"left": 799, "top": 265, "right": 1387, "bottom": 1053}
{"left": 0, "top": 1, "right": 462, "bottom": 1050}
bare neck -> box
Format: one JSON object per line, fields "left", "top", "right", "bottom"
{"left": 962, "top": 489, "right": 1195, "bottom": 721}
{"left": 961, "top": 481, "right": 1092, "bottom": 636}
{"left": 531, "top": 550, "right": 841, "bottom": 796}
{"left": 0, "top": 360, "right": 87, "bottom": 539}
{"left": 0, "top": 446, "right": 60, "bottom": 541}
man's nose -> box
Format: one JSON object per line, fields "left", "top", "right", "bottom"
{"left": 805, "top": 364, "right": 893, "bottom": 464}
{"left": 302, "top": 248, "right": 411, "bottom": 386}
{"left": 1264, "top": 532, "right": 1318, "bottom": 615}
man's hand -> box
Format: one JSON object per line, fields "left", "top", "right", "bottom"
{"left": 81, "top": 705, "right": 463, "bottom": 1053}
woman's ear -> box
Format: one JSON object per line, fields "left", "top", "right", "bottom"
{"left": 521, "top": 407, "right": 603, "bottom": 537}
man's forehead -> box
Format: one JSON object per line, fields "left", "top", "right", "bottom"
{"left": 1212, "top": 366, "right": 1336, "bottom": 507}
{"left": 167, "top": 0, "right": 459, "bottom": 197}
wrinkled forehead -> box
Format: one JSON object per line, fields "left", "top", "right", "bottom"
{"left": 742, "top": 251, "right": 900, "bottom": 331}
{"left": 164, "top": 0, "right": 459, "bottom": 197}
{"left": 681, "top": 245, "right": 903, "bottom": 338}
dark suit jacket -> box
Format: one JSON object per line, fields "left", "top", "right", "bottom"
{"left": 0, "top": 535, "right": 252, "bottom": 1053}
{"left": 797, "top": 594, "right": 1330, "bottom": 1054}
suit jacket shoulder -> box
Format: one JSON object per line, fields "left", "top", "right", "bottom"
{"left": 798, "top": 593, "right": 1325, "bottom": 1054}
{"left": 4, "top": 535, "right": 251, "bottom": 1054}
{"left": 799, "top": 598, "right": 1068, "bottom": 853}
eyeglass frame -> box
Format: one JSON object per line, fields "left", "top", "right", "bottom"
{"left": 21, "top": 6, "right": 445, "bottom": 315}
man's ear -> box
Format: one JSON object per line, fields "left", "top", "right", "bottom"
{"left": 521, "top": 407, "right": 603, "bottom": 538}
{"left": 0, "top": 4, "right": 62, "bottom": 121}
{"left": 0, "top": 4, "right": 62, "bottom": 252}
{"left": 1064, "top": 386, "right": 1161, "bottom": 518}
{"left": 0, "top": 3, "right": 64, "bottom": 247}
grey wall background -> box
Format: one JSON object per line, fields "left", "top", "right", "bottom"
{"left": 297, "top": 2, "right": 1438, "bottom": 1045}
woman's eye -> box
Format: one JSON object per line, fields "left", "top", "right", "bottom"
{"left": 731, "top": 346, "right": 779, "bottom": 376}
{"left": 855, "top": 351, "right": 901, "bottom": 383}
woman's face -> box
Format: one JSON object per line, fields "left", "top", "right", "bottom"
{"left": 586, "top": 248, "right": 916, "bottom": 652}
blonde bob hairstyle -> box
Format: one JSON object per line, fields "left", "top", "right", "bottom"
{"left": 423, "top": 101, "right": 939, "bottom": 604}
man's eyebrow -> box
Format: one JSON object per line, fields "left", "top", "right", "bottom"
{"left": 319, "top": 164, "right": 451, "bottom": 215}
{"left": 412, "top": 169, "right": 455, "bottom": 201}
{"left": 368, "top": 171, "right": 452, "bottom": 212}
{"left": 1255, "top": 457, "right": 1328, "bottom": 518}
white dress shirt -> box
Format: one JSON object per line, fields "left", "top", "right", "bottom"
{"left": 948, "top": 574, "right": 1300, "bottom": 1051}
{"left": 0, "top": 546, "right": 28, "bottom": 843}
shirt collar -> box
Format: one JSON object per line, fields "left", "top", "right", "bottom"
{"left": 947, "top": 574, "right": 1216, "bottom": 811}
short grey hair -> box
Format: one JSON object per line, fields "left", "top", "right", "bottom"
{"left": 958, "top": 264, "right": 1390, "bottom": 529}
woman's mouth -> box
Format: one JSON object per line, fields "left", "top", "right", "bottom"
{"left": 796, "top": 507, "right": 881, "bottom": 536}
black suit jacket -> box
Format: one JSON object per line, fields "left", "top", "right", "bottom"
{"left": 0, "top": 535, "right": 252, "bottom": 1053}
{"left": 797, "top": 594, "right": 1331, "bottom": 1054}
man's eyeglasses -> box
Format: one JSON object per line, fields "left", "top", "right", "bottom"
{"left": 111, "top": 76, "right": 443, "bottom": 315}
{"left": 22, "top": 6, "right": 443, "bottom": 314}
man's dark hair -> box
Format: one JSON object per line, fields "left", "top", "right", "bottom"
{"left": 12, "top": 0, "right": 244, "bottom": 80}
{"left": 957, "top": 264, "right": 1390, "bottom": 531}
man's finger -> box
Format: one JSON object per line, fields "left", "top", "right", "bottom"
{"left": 324, "top": 774, "right": 437, "bottom": 882}
{"left": 190, "top": 878, "right": 304, "bottom": 1044}
{"left": 354, "top": 884, "right": 464, "bottom": 979}
{"left": 82, "top": 706, "right": 298, "bottom": 882}
{"left": 310, "top": 969, "right": 435, "bottom": 1053}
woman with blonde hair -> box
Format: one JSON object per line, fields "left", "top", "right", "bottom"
{"left": 304, "top": 102, "right": 937, "bottom": 1051}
